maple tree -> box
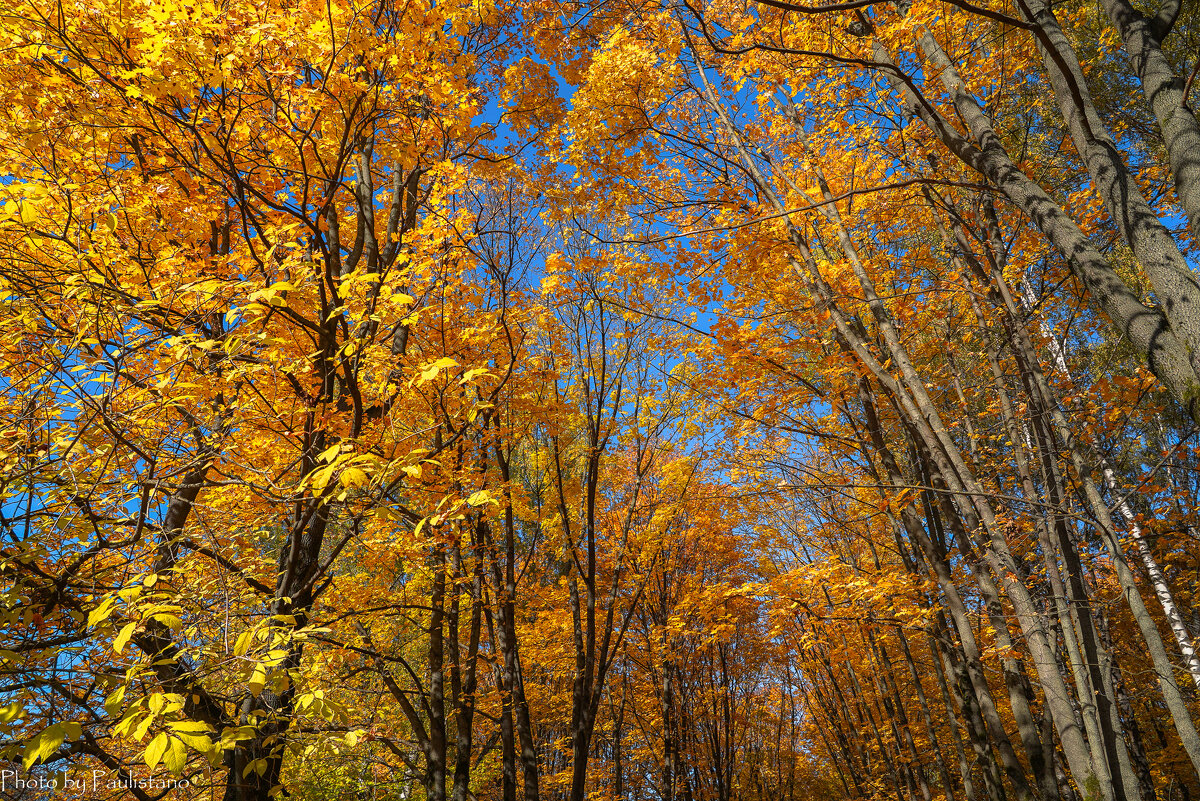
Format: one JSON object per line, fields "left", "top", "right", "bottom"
{"left": 2, "top": 0, "right": 1200, "bottom": 799}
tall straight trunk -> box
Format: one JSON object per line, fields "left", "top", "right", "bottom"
{"left": 895, "top": 624, "right": 958, "bottom": 801}
{"left": 819, "top": 666, "right": 874, "bottom": 792}
{"left": 1098, "top": 457, "right": 1200, "bottom": 691}
{"left": 938, "top": 618, "right": 1009, "bottom": 801}
{"left": 700, "top": 65, "right": 1144, "bottom": 796}
{"left": 961, "top": 198, "right": 1154, "bottom": 799}
{"left": 1098, "top": 610, "right": 1158, "bottom": 801}
{"left": 778, "top": 104, "right": 1111, "bottom": 793}
{"left": 492, "top": 622, "right": 517, "bottom": 801}
{"left": 495, "top": 434, "right": 541, "bottom": 801}
{"left": 870, "top": 34, "right": 1200, "bottom": 423}
{"left": 428, "top": 551, "right": 448, "bottom": 801}
{"left": 926, "top": 626, "right": 979, "bottom": 801}
{"left": 1020, "top": 356, "right": 1200, "bottom": 779}
{"left": 962, "top": 214, "right": 1200, "bottom": 780}
{"left": 870, "top": 460, "right": 964, "bottom": 801}
{"left": 856, "top": 380, "right": 1020, "bottom": 801}
{"left": 810, "top": 639, "right": 879, "bottom": 783}
{"left": 663, "top": 657, "right": 677, "bottom": 801}
{"left": 1018, "top": 0, "right": 1200, "bottom": 384}
{"left": 842, "top": 653, "right": 910, "bottom": 801}
{"left": 802, "top": 681, "right": 864, "bottom": 798}
{"left": 481, "top": 518, "right": 534, "bottom": 801}
{"left": 912, "top": 405, "right": 1059, "bottom": 801}
{"left": 943, "top": 213, "right": 1122, "bottom": 800}
{"left": 612, "top": 681, "right": 626, "bottom": 799}
{"left": 960, "top": 276, "right": 1066, "bottom": 801}
{"left": 450, "top": 525, "right": 484, "bottom": 801}
{"left": 1024, "top": 398, "right": 1126, "bottom": 798}
{"left": 1096, "top": 0, "right": 1200, "bottom": 243}
{"left": 869, "top": 626, "right": 934, "bottom": 801}
{"left": 1017, "top": 272, "right": 1200, "bottom": 692}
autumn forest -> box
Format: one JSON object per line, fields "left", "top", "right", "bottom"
{"left": 2, "top": 0, "right": 1200, "bottom": 799}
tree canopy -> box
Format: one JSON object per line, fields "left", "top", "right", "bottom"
{"left": 2, "top": 0, "right": 1200, "bottom": 799}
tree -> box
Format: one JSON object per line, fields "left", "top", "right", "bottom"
{"left": 5, "top": 0, "right": 1200, "bottom": 798}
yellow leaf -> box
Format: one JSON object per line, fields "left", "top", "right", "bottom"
{"left": 310, "top": 464, "right": 335, "bottom": 491}
{"left": 0, "top": 701, "right": 23, "bottom": 724}
{"left": 163, "top": 737, "right": 188, "bottom": 774}
{"left": 168, "top": 720, "right": 213, "bottom": 733}
{"left": 418, "top": 357, "right": 458, "bottom": 384}
{"left": 133, "top": 711, "right": 156, "bottom": 741}
{"left": 460, "top": 367, "right": 491, "bottom": 384}
{"left": 248, "top": 664, "right": 268, "bottom": 697}
{"left": 19, "top": 201, "right": 39, "bottom": 226}
{"left": 104, "top": 686, "right": 126, "bottom": 715}
{"left": 145, "top": 732, "right": 169, "bottom": 769}
{"left": 175, "top": 731, "right": 214, "bottom": 754}
{"left": 87, "top": 596, "right": 118, "bottom": 628}
{"left": 151, "top": 612, "right": 182, "bottom": 629}
{"left": 114, "top": 622, "right": 136, "bottom": 654}
{"left": 466, "top": 490, "right": 498, "bottom": 507}
{"left": 23, "top": 723, "right": 66, "bottom": 769}
{"left": 340, "top": 467, "right": 368, "bottom": 488}
{"left": 234, "top": 630, "right": 254, "bottom": 657}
